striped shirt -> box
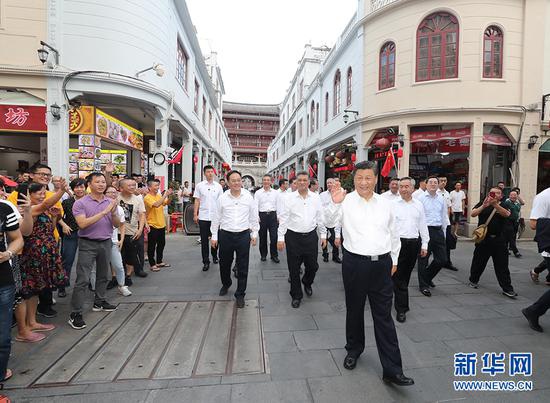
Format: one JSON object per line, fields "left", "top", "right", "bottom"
{"left": 0, "top": 199, "right": 20, "bottom": 286}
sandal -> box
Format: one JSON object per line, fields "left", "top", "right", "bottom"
{"left": 1, "top": 368, "right": 12, "bottom": 382}
{"left": 157, "top": 263, "right": 171, "bottom": 268}
{"left": 15, "top": 332, "right": 46, "bottom": 343}
{"left": 31, "top": 323, "right": 56, "bottom": 332}
{"left": 150, "top": 265, "right": 161, "bottom": 272}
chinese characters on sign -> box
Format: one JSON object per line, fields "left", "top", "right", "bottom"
{"left": 454, "top": 352, "right": 532, "bottom": 377}
{"left": 4, "top": 107, "right": 30, "bottom": 126}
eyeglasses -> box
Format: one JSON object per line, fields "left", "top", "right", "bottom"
{"left": 34, "top": 172, "right": 52, "bottom": 178}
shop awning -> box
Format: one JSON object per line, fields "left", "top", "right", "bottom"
{"left": 482, "top": 133, "right": 512, "bottom": 146}
{"left": 540, "top": 139, "right": 550, "bottom": 153}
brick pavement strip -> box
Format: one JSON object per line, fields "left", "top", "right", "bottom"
{"left": 4, "top": 235, "right": 550, "bottom": 401}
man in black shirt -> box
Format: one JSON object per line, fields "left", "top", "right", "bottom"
{"left": 468, "top": 186, "right": 517, "bottom": 298}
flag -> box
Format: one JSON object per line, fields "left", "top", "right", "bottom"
{"left": 308, "top": 164, "right": 316, "bottom": 178}
{"left": 167, "top": 146, "right": 184, "bottom": 165}
{"left": 381, "top": 150, "right": 395, "bottom": 177}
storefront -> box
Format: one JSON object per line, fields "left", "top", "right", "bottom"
{"left": 323, "top": 142, "right": 358, "bottom": 190}
{"left": 0, "top": 103, "right": 143, "bottom": 179}
{"left": 538, "top": 139, "right": 550, "bottom": 193}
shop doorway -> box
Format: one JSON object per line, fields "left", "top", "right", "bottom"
{"left": 538, "top": 139, "right": 550, "bottom": 193}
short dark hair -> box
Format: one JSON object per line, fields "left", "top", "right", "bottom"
{"left": 353, "top": 161, "right": 378, "bottom": 176}
{"left": 226, "top": 170, "right": 241, "bottom": 180}
{"left": 31, "top": 164, "right": 51, "bottom": 173}
{"left": 497, "top": 181, "right": 505, "bottom": 185}
{"left": 203, "top": 165, "right": 215, "bottom": 173}
{"left": 511, "top": 187, "right": 520, "bottom": 193}
{"left": 69, "top": 178, "right": 87, "bottom": 190}
{"left": 263, "top": 174, "right": 272, "bottom": 179}
{"left": 390, "top": 177, "right": 400, "bottom": 183}
{"left": 455, "top": 181, "right": 462, "bottom": 186}
{"left": 296, "top": 171, "right": 309, "bottom": 178}
{"left": 279, "top": 179, "right": 288, "bottom": 187}
{"left": 147, "top": 178, "right": 160, "bottom": 186}
{"left": 427, "top": 175, "right": 439, "bottom": 183}
{"left": 87, "top": 172, "right": 105, "bottom": 183}
{"left": 219, "top": 178, "right": 226, "bottom": 182}
{"left": 399, "top": 176, "right": 415, "bottom": 186}
{"left": 289, "top": 178, "right": 296, "bottom": 185}
{"left": 111, "top": 174, "right": 120, "bottom": 179}
{"left": 29, "top": 183, "right": 46, "bottom": 193}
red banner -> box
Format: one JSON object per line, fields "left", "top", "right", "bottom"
{"left": 410, "top": 128, "right": 471, "bottom": 143}
{"left": 483, "top": 133, "right": 512, "bottom": 146}
{"left": 0, "top": 105, "right": 47, "bottom": 133}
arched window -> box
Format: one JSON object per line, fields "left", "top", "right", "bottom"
{"left": 346, "top": 67, "right": 353, "bottom": 106}
{"left": 324, "top": 92, "right": 329, "bottom": 123}
{"left": 333, "top": 70, "right": 341, "bottom": 116}
{"left": 379, "top": 42, "right": 396, "bottom": 90}
{"left": 416, "top": 12, "right": 459, "bottom": 82}
{"left": 315, "top": 103, "right": 320, "bottom": 130}
{"left": 483, "top": 26, "right": 503, "bottom": 78}
{"left": 310, "top": 101, "right": 315, "bottom": 134}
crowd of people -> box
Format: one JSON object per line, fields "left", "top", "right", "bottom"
{"left": 1, "top": 159, "right": 549, "bottom": 387}
{"left": 0, "top": 164, "right": 173, "bottom": 383}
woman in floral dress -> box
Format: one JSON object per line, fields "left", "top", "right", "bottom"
{"left": 15, "top": 182, "right": 66, "bottom": 342}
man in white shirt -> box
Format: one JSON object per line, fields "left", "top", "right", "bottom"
{"left": 412, "top": 179, "right": 427, "bottom": 200}
{"left": 309, "top": 178, "right": 319, "bottom": 193}
{"left": 319, "top": 178, "right": 342, "bottom": 263}
{"left": 437, "top": 176, "right": 458, "bottom": 272}
{"left": 287, "top": 178, "right": 297, "bottom": 193}
{"left": 278, "top": 172, "right": 326, "bottom": 308}
{"left": 392, "top": 177, "right": 429, "bottom": 323}
{"left": 449, "top": 181, "right": 466, "bottom": 236}
{"left": 211, "top": 170, "right": 259, "bottom": 309}
{"left": 522, "top": 187, "right": 550, "bottom": 332}
{"left": 325, "top": 161, "right": 413, "bottom": 386}
{"left": 381, "top": 177, "right": 400, "bottom": 201}
{"left": 417, "top": 177, "right": 450, "bottom": 296}
{"left": 193, "top": 165, "right": 223, "bottom": 271}
{"left": 254, "top": 175, "right": 279, "bottom": 263}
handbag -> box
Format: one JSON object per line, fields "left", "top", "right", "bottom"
{"left": 472, "top": 209, "right": 497, "bottom": 244}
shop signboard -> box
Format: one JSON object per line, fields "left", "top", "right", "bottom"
{"left": 410, "top": 128, "right": 471, "bottom": 143}
{"left": 0, "top": 105, "right": 47, "bottom": 132}
{"left": 69, "top": 106, "right": 95, "bottom": 134}
{"left": 95, "top": 108, "right": 143, "bottom": 151}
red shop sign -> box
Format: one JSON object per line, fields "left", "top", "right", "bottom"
{"left": 410, "top": 127, "right": 471, "bottom": 143}
{"left": 0, "top": 105, "right": 47, "bottom": 133}
{"left": 333, "top": 163, "right": 355, "bottom": 172}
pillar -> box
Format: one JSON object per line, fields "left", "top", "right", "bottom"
{"left": 354, "top": 132, "right": 367, "bottom": 162}
{"left": 194, "top": 144, "right": 203, "bottom": 184}
{"left": 181, "top": 135, "right": 193, "bottom": 185}
{"left": 466, "top": 118, "right": 483, "bottom": 235}
{"left": 153, "top": 116, "right": 169, "bottom": 190}
{"left": 47, "top": 78, "right": 70, "bottom": 178}
{"left": 397, "top": 121, "right": 409, "bottom": 177}
{"left": 317, "top": 149, "right": 326, "bottom": 185}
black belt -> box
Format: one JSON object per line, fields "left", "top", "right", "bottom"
{"left": 259, "top": 211, "right": 276, "bottom": 214}
{"left": 220, "top": 229, "right": 250, "bottom": 235}
{"left": 344, "top": 248, "right": 390, "bottom": 261}
{"left": 287, "top": 229, "right": 316, "bottom": 236}
{"left": 428, "top": 226, "right": 442, "bottom": 229}
{"left": 400, "top": 237, "right": 420, "bottom": 242}
{"left": 80, "top": 237, "right": 110, "bottom": 243}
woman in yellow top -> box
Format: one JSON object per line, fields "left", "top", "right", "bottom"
{"left": 144, "top": 179, "right": 173, "bottom": 271}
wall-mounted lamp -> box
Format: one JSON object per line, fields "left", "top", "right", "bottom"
{"left": 343, "top": 109, "right": 359, "bottom": 124}
{"left": 528, "top": 134, "right": 539, "bottom": 149}
{"left": 135, "top": 63, "right": 165, "bottom": 78}
{"left": 50, "top": 103, "right": 61, "bottom": 120}
{"left": 397, "top": 132, "right": 405, "bottom": 147}
{"left": 37, "top": 41, "right": 60, "bottom": 66}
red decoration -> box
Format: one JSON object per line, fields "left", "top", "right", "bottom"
{"left": 313, "top": 163, "right": 318, "bottom": 170}
{"left": 193, "top": 155, "right": 199, "bottom": 164}
{"left": 381, "top": 150, "right": 395, "bottom": 177}
{"left": 374, "top": 138, "right": 391, "bottom": 150}
{"left": 350, "top": 153, "right": 356, "bottom": 162}
{"left": 396, "top": 148, "right": 403, "bottom": 158}
{"left": 167, "top": 146, "right": 184, "bottom": 165}
{"left": 335, "top": 150, "right": 346, "bottom": 159}
{"left": 0, "top": 105, "right": 47, "bottom": 133}
{"left": 325, "top": 155, "right": 335, "bottom": 164}
{"left": 543, "top": 159, "right": 550, "bottom": 169}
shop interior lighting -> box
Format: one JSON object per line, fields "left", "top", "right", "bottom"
{"left": 135, "top": 63, "right": 165, "bottom": 78}
{"left": 528, "top": 135, "right": 539, "bottom": 149}
{"left": 50, "top": 103, "right": 61, "bottom": 120}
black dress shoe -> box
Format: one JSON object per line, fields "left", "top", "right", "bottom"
{"left": 323, "top": 256, "right": 329, "bottom": 262}
{"left": 522, "top": 308, "right": 543, "bottom": 332}
{"left": 446, "top": 264, "right": 459, "bottom": 271}
{"left": 383, "top": 373, "right": 415, "bottom": 386}
{"left": 343, "top": 355, "right": 357, "bottom": 370}
{"left": 291, "top": 299, "right": 301, "bottom": 308}
{"left": 428, "top": 281, "right": 436, "bottom": 288}
{"left": 332, "top": 256, "right": 342, "bottom": 264}
{"left": 514, "top": 252, "right": 522, "bottom": 258}
{"left": 271, "top": 256, "right": 280, "bottom": 263}
{"left": 202, "top": 263, "right": 210, "bottom": 271}
{"left": 396, "top": 312, "right": 406, "bottom": 323}
{"left": 421, "top": 288, "right": 431, "bottom": 297}
{"left": 303, "top": 284, "right": 313, "bottom": 297}
{"left": 213, "top": 257, "right": 219, "bottom": 264}
{"left": 219, "top": 286, "right": 229, "bottom": 296}
{"left": 58, "top": 288, "right": 67, "bottom": 298}
{"left": 135, "top": 271, "right": 148, "bottom": 278}
{"left": 236, "top": 297, "right": 245, "bottom": 308}
{"left": 261, "top": 256, "right": 267, "bottom": 262}
{"left": 125, "top": 276, "right": 133, "bottom": 287}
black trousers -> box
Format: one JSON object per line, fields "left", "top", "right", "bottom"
{"left": 199, "top": 220, "right": 218, "bottom": 264}
{"left": 526, "top": 258, "right": 550, "bottom": 317}
{"left": 534, "top": 259, "right": 550, "bottom": 281}
{"left": 322, "top": 227, "right": 340, "bottom": 259}
{"left": 393, "top": 238, "right": 421, "bottom": 314}
{"left": 219, "top": 230, "right": 250, "bottom": 298}
{"left": 285, "top": 230, "right": 319, "bottom": 300}
{"left": 259, "top": 211, "right": 278, "bottom": 259}
{"left": 342, "top": 249, "right": 403, "bottom": 377}
{"left": 147, "top": 227, "right": 166, "bottom": 266}
{"left": 121, "top": 234, "right": 145, "bottom": 274}
{"left": 504, "top": 221, "right": 519, "bottom": 254}
{"left": 417, "top": 226, "right": 447, "bottom": 289}
{"left": 468, "top": 235, "right": 514, "bottom": 293}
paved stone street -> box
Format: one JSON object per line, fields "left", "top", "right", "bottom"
{"left": 3, "top": 234, "right": 550, "bottom": 402}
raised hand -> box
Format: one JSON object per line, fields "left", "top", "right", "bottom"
{"left": 330, "top": 182, "right": 346, "bottom": 204}
{"left": 105, "top": 162, "right": 115, "bottom": 174}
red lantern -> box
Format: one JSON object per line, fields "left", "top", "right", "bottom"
{"left": 350, "top": 153, "right": 357, "bottom": 162}
{"left": 325, "top": 155, "right": 335, "bottom": 164}
{"left": 193, "top": 155, "right": 198, "bottom": 164}
{"left": 396, "top": 149, "right": 403, "bottom": 158}
{"left": 313, "top": 163, "right": 318, "bottom": 170}
{"left": 374, "top": 137, "right": 391, "bottom": 150}
{"left": 335, "top": 150, "right": 346, "bottom": 159}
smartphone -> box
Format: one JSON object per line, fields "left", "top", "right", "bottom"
{"left": 16, "top": 183, "right": 29, "bottom": 205}
{"left": 489, "top": 191, "right": 496, "bottom": 198}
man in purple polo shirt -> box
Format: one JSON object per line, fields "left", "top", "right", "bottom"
{"left": 69, "top": 172, "right": 121, "bottom": 330}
